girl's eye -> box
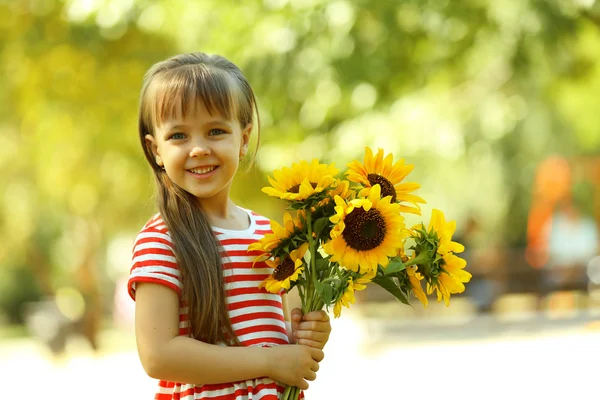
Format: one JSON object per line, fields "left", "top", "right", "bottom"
{"left": 208, "top": 128, "right": 226, "bottom": 136}
{"left": 170, "top": 132, "right": 186, "bottom": 140}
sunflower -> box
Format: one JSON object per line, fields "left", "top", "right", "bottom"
{"left": 411, "top": 209, "right": 472, "bottom": 306}
{"left": 322, "top": 185, "right": 406, "bottom": 273}
{"left": 427, "top": 254, "right": 470, "bottom": 306}
{"left": 262, "top": 159, "right": 339, "bottom": 202}
{"left": 328, "top": 179, "right": 353, "bottom": 201}
{"left": 260, "top": 243, "right": 309, "bottom": 294}
{"left": 333, "top": 269, "right": 374, "bottom": 318}
{"left": 346, "top": 147, "right": 425, "bottom": 215}
{"left": 248, "top": 212, "right": 303, "bottom": 257}
{"left": 313, "top": 178, "right": 353, "bottom": 216}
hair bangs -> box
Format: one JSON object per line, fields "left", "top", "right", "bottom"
{"left": 144, "top": 65, "right": 240, "bottom": 131}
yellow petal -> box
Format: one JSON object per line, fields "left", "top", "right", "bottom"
{"left": 409, "top": 273, "right": 428, "bottom": 308}
{"left": 333, "top": 301, "right": 342, "bottom": 318}
{"left": 428, "top": 209, "right": 445, "bottom": 233}
{"left": 443, "top": 253, "right": 468, "bottom": 271}
{"left": 388, "top": 160, "right": 413, "bottom": 183}
{"left": 367, "top": 184, "right": 381, "bottom": 203}
{"left": 438, "top": 241, "right": 465, "bottom": 255}
{"left": 439, "top": 273, "right": 465, "bottom": 294}
{"left": 396, "top": 192, "right": 426, "bottom": 204}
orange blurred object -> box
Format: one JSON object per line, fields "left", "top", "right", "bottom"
{"left": 526, "top": 156, "right": 572, "bottom": 268}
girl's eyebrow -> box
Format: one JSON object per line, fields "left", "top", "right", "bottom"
{"left": 205, "top": 119, "right": 232, "bottom": 127}
{"left": 165, "top": 124, "right": 188, "bottom": 131}
{"left": 161, "top": 119, "right": 232, "bottom": 133}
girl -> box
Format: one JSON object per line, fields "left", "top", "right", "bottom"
{"left": 128, "top": 52, "right": 332, "bottom": 400}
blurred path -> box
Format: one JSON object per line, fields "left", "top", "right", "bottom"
{"left": 1, "top": 311, "right": 599, "bottom": 399}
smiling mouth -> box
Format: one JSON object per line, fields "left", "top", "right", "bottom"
{"left": 189, "top": 166, "right": 217, "bottom": 175}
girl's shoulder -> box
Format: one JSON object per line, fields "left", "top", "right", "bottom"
{"left": 133, "top": 213, "right": 172, "bottom": 246}
{"left": 138, "top": 213, "right": 169, "bottom": 234}
{"left": 129, "top": 213, "right": 181, "bottom": 299}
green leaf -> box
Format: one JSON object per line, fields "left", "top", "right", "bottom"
{"left": 315, "top": 257, "right": 330, "bottom": 271}
{"left": 289, "top": 202, "right": 306, "bottom": 210}
{"left": 329, "top": 278, "right": 342, "bottom": 287}
{"left": 312, "top": 216, "right": 330, "bottom": 237}
{"left": 384, "top": 259, "right": 406, "bottom": 275}
{"left": 287, "top": 280, "right": 299, "bottom": 292}
{"left": 315, "top": 280, "right": 334, "bottom": 304}
{"left": 372, "top": 276, "right": 410, "bottom": 305}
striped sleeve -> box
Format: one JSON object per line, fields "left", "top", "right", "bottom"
{"left": 128, "top": 218, "right": 182, "bottom": 300}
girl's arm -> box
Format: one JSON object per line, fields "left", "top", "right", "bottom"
{"left": 134, "top": 282, "right": 322, "bottom": 389}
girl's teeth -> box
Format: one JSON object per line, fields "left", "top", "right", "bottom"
{"left": 191, "top": 166, "right": 215, "bottom": 174}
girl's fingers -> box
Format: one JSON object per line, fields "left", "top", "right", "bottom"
{"left": 295, "top": 329, "right": 328, "bottom": 342}
{"left": 312, "top": 361, "right": 320, "bottom": 372}
{"left": 298, "top": 380, "right": 309, "bottom": 390}
{"left": 297, "top": 338, "right": 325, "bottom": 349}
{"left": 291, "top": 308, "right": 303, "bottom": 322}
{"left": 289, "top": 308, "right": 303, "bottom": 340}
{"left": 301, "top": 310, "right": 330, "bottom": 322}
{"left": 297, "top": 320, "right": 331, "bottom": 332}
{"left": 310, "top": 348, "right": 325, "bottom": 362}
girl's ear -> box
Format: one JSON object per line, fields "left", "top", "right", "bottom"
{"left": 145, "top": 134, "right": 163, "bottom": 167}
{"left": 239, "top": 123, "right": 252, "bottom": 159}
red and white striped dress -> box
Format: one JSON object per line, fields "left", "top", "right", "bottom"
{"left": 128, "top": 209, "right": 297, "bottom": 400}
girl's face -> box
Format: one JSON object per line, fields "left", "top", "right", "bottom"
{"left": 146, "top": 99, "right": 251, "bottom": 205}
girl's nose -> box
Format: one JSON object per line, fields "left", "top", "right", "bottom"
{"left": 189, "top": 145, "right": 211, "bottom": 157}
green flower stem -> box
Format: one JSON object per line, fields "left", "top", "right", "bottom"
{"left": 328, "top": 261, "right": 336, "bottom": 280}
{"left": 283, "top": 209, "right": 323, "bottom": 400}
{"left": 304, "top": 209, "right": 318, "bottom": 314}
{"left": 312, "top": 297, "right": 324, "bottom": 311}
{"left": 282, "top": 385, "right": 301, "bottom": 400}
{"left": 320, "top": 277, "right": 337, "bottom": 284}
{"left": 296, "top": 282, "right": 305, "bottom": 305}
{"left": 404, "top": 250, "right": 433, "bottom": 268}
{"left": 282, "top": 385, "right": 294, "bottom": 400}
{"left": 282, "top": 376, "right": 303, "bottom": 399}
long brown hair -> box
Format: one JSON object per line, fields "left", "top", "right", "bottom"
{"left": 138, "top": 52, "right": 260, "bottom": 345}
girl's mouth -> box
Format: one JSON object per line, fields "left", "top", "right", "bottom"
{"left": 189, "top": 166, "right": 217, "bottom": 175}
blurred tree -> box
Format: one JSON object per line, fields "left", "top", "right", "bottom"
{"left": 122, "top": 0, "right": 598, "bottom": 246}
{"left": 1, "top": 0, "right": 600, "bottom": 338}
{"left": 0, "top": 1, "right": 174, "bottom": 345}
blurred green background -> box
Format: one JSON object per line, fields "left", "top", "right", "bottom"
{"left": 1, "top": 0, "right": 599, "bottom": 357}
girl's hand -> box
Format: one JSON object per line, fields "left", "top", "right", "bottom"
{"left": 266, "top": 344, "right": 324, "bottom": 390}
{"left": 290, "top": 308, "right": 332, "bottom": 350}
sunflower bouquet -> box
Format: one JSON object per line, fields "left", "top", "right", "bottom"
{"left": 249, "top": 147, "right": 472, "bottom": 400}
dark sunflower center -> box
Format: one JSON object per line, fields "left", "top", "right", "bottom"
{"left": 367, "top": 174, "right": 396, "bottom": 202}
{"left": 342, "top": 208, "right": 387, "bottom": 251}
{"left": 288, "top": 182, "right": 318, "bottom": 193}
{"left": 273, "top": 257, "right": 296, "bottom": 281}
